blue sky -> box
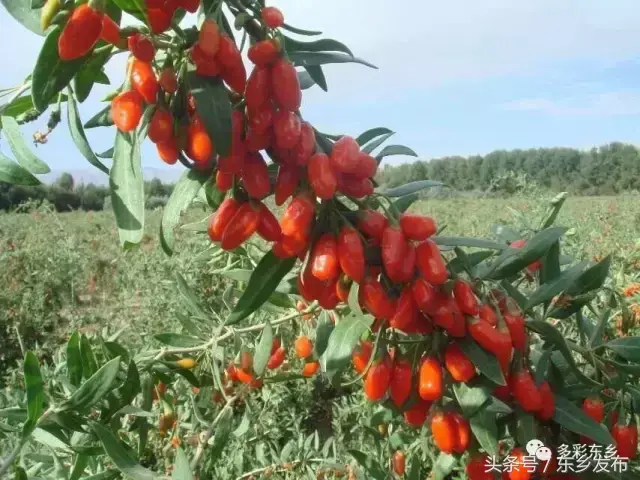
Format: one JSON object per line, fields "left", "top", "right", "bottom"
{"left": 2, "top": 0, "right": 640, "bottom": 180}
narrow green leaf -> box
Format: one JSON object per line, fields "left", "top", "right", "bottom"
{"left": 453, "top": 382, "right": 490, "bottom": 418}
{"left": 524, "top": 261, "right": 589, "bottom": 311}
{"left": 407, "top": 458, "right": 422, "bottom": 480}
{"left": 469, "top": 408, "right": 499, "bottom": 456}
{"left": 160, "top": 169, "right": 209, "bottom": 255}
{"left": 361, "top": 131, "right": 394, "bottom": 154}
{"left": 226, "top": 252, "right": 297, "bottom": 325}
{"left": 433, "top": 236, "right": 506, "bottom": 251}
{"left": 23, "top": 351, "right": 44, "bottom": 428}
{"left": 540, "top": 240, "right": 561, "bottom": 286}
{"left": 32, "top": 427, "right": 71, "bottom": 451}
{"left": 323, "top": 312, "right": 373, "bottom": 372}
{"left": 172, "top": 448, "right": 193, "bottom": 480}
{"left": 90, "top": 421, "right": 155, "bottom": 480}
{"left": 32, "top": 26, "right": 89, "bottom": 111}
{"left": 433, "top": 452, "right": 456, "bottom": 480}
{"left": 1, "top": 115, "right": 50, "bottom": 174}
{"left": 110, "top": 130, "right": 144, "bottom": 248}
{"left": 288, "top": 51, "right": 377, "bottom": 69}
{"left": 566, "top": 255, "right": 612, "bottom": 295}
{"left": 553, "top": 395, "right": 614, "bottom": 445}
{"left": 298, "top": 70, "right": 316, "bottom": 90}
{"left": 348, "top": 449, "right": 386, "bottom": 480}
{"left": 253, "top": 321, "right": 273, "bottom": 376}
{"left": 281, "top": 23, "right": 322, "bottom": 36}
{"left": 547, "top": 291, "right": 597, "bottom": 319}
{"left": 96, "top": 147, "right": 114, "bottom": 159}
{"left": 80, "top": 334, "right": 98, "bottom": 379}
{"left": 516, "top": 409, "right": 537, "bottom": 446}
{"left": 175, "top": 272, "right": 210, "bottom": 320}
{"left": 187, "top": 72, "right": 232, "bottom": 157}
{"left": 314, "top": 311, "right": 334, "bottom": 358}
{"left": 61, "top": 357, "right": 122, "bottom": 411}
{"left": 1, "top": 0, "right": 43, "bottom": 36}
{"left": 67, "top": 89, "right": 109, "bottom": 174}
{"left": 541, "top": 192, "right": 567, "bottom": 229}
{"left": 232, "top": 410, "right": 250, "bottom": 438}
{"left": 458, "top": 337, "right": 506, "bottom": 386}
{"left": 66, "top": 332, "right": 82, "bottom": 387}
{"left": 154, "top": 333, "right": 202, "bottom": 348}
{"left": 375, "top": 144, "right": 417, "bottom": 162}
{"left": 284, "top": 36, "right": 353, "bottom": 56}
{"left": 84, "top": 105, "right": 113, "bottom": 129}
{"left": 527, "top": 320, "right": 600, "bottom": 386}
{"left": 70, "top": 454, "right": 89, "bottom": 480}
{"left": 0, "top": 151, "right": 41, "bottom": 185}
{"left": 210, "top": 407, "right": 233, "bottom": 461}
{"left": 392, "top": 192, "right": 420, "bottom": 213}
{"left": 74, "top": 47, "right": 113, "bottom": 103}
{"left": 356, "top": 127, "right": 394, "bottom": 146}
{"left": 219, "top": 269, "right": 296, "bottom": 295}
{"left": 605, "top": 337, "right": 640, "bottom": 362}
{"left": 1, "top": 96, "right": 35, "bottom": 117}
{"left": 304, "top": 65, "right": 328, "bottom": 92}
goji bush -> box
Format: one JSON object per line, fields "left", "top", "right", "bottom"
{"left": 0, "top": 0, "right": 639, "bottom": 479}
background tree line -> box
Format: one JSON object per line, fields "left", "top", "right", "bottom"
{"left": 2, "top": 141, "right": 639, "bottom": 211}
{"left": 377, "top": 142, "right": 640, "bottom": 195}
{"left": 0, "top": 173, "right": 175, "bottom": 211}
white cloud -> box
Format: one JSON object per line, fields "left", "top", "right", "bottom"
{"left": 501, "top": 90, "right": 640, "bottom": 116}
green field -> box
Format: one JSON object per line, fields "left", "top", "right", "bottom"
{"left": 1, "top": 194, "right": 639, "bottom": 374}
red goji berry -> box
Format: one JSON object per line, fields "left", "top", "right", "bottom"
{"left": 364, "top": 355, "right": 392, "bottom": 401}
{"left": 419, "top": 356, "right": 443, "bottom": 401}
{"left": 583, "top": 396, "right": 604, "bottom": 423}
{"left": 310, "top": 233, "right": 339, "bottom": 281}
{"left": 612, "top": 422, "right": 638, "bottom": 459}
{"left": 208, "top": 198, "right": 240, "bottom": 242}
{"left": 381, "top": 225, "right": 406, "bottom": 282}
{"left": 392, "top": 451, "right": 405, "bottom": 476}
{"left": 111, "top": 91, "right": 144, "bottom": 132}
{"left": 353, "top": 151, "right": 377, "bottom": 179}
{"left": 270, "top": 58, "right": 301, "bottom": 111}
{"left": 273, "top": 110, "right": 301, "bottom": 149}
{"left": 412, "top": 277, "right": 438, "bottom": 315}
{"left": 302, "top": 361, "right": 320, "bottom": 377}
{"left": 308, "top": 153, "right": 337, "bottom": 200}
{"left": 453, "top": 279, "right": 479, "bottom": 316}
{"left": 220, "top": 202, "right": 260, "bottom": 250}
{"left": 337, "top": 174, "right": 374, "bottom": 198}
{"left": 335, "top": 274, "right": 351, "bottom": 302}
{"left": 248, "top": 39, "right": 280, "bottom": 66}
{"left": 318, "top": 278, "right": 340, "bottom": 309}
{"left": 506, "top": 448, "right": 531, "bottom": 480}
{"left": 274, "top": 164, "right": 300, "bottom": 206}
{"left": 241, "top": 152, "right": 270, "bottom": 199}
{"left": 444, "top": 343, "right": 475, "bottom": 383}
{"left": 537, "top": 381, "right": 555, "bottom": 421}
{"left": 128, "top": 33, "right": 155, "bottom": 62}
{"left": 352, "top": 340, "right": 372, "bottom": 374}
{"left": 256, "top": 202, "right": 282, "bottom": 242}
{"left": 510, "top": 369, "right": 542, "bottom": 413}
{"left": 337, "top": 226, "right": 365, "bottom": 284}
{"left": 218, "top": 36, "right": 246, "bottom": 92}
{"left": 356, "top": 209, "right": 388, "bottom": 240}
{"left": 389, "top": 358, "right": 412, "bottom": 408}
{"left": 292, "top": 121, "right": 316, "bottom": 165}
{"left": 199, "top": 19, "right": 220, "bottom": 57}
{"left": 158, "top": 67, "right": 178, "bottom": 94}
{"left": 185, "top": 116, "right": 214, "bottom": 163}
{"left": 58, "top": 4, "right": 103, "bottom": 60}
{"left": 267, "top": 347, "right": 285, "bottom": 369}
{"left": 261, "top": 6, "right": 284, "bottom": 28}
{"left": 390, "top": 286, "right": 418, "bottom": 332}
{"left": 479, "top": 304, "right": 498, "bottom": 326}
{"left": 397, "top": 241, "right": 416, "bottom": 283}
{"left": 359, "top": 277, "right": 395, "bottom": 320}
{"left": 216, "top": 170, "right": 232, "bottom": 191}
{"left": 131, "top": 59, "right": 159, "bottom": 104}
{"left": 148, "top": 7, "right": 172, "bottom": 33}
{"left": 295, "top": 336, "right": 313, "bottom": 358}
{"left": 156, "top": 137, "right": 178, "bottom": 165}
{"left": 245, "top": 65, "right": 271, "bottom": 112}
{"left": 100, "top": 15, "right": 124, "bottom": 48}
{"left": 148, "top": 107, "right": 173, "bottom": 144}
{"left": 330, "top": 136, "right": 359, "bottom": 174}
{"left": 503, "top": 313, "right": 527, "bottom": 352}
{"left": 404, "top": 399, "right": 431, "bottom": 427}
{"left": 178, "top": 0, "right": 198, "bottom": 13}
{"left": 415, "top": 239, "right": 448, "bottom": 285}
{"left": 466, "top": 454, "right": 493, "bottom": 480}
{"left": 430, "top": 411, "right": 457, "bottom": 454}
{"left": 451, "top": 411, "right": 471, "bottom": 453}
{"left": 399, "top": 213, "right": 436, "bottom": 241}
{"left": 280, "top": 194, "right": 315, "bottom": 237}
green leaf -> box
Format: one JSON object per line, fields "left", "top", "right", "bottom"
{"left": 283, "top": 36, "right": 353, "bottom": 56}
{"left": 70, "top": 454, "right": 89, "bottom": 480}
{"left": 392, "top": 192, "right": 420, "bottom": 213}
{"left": 172, "top": 448, "right": 193, "bottom": 480}
{"left": 382, "top": 180, "right": 443, "bottom": 197}
{"left": 348, "top": 449, "right": 386, "bottom": 480}
{"left": 80, "top": 334, "right": 98, "bottom": 378}
{"left": 67, "top": 89, "right": 109, "bottom": 175}
{"left": 1, "top": 115, "right": 50, "bottom": 174}
{"left": 226, "top": 252, "right": 297, "bottom": 325}
{"left": 154, "top": 333, "right": 202, "bottom": 348}
{"left": 219, "top": 269, "right": 295, "bottom": 295}
{"left": 547, "top": 291, "right": 597, "bottom": 319}
{"left": 84, "top": 105, "right": 113, "bottom": 129}
{"left": 453, "top": 382, "right": 490, "bottom": 418}
{"left": 566, "top": 255, "right": 612, "bottom": 295}
{"left": 375, "top": 144, "right": 417, "bottom": 162}
{"left": 448, "top": 250, "right": 495, "bottom": 276}
{"left": 314, "top": 311, "right": 334, "bottom": 358}
{"left": 111, "top": 0, "right": 145, "bottom": 20}
{"left": 540, "top": 240, "right": 561, "bottom": 286}
{"left": 32, "top": 26, "right": 90, "bottom": 112}
{"left": 361, "top": 131, "right": 394, "bottom": 154}
{"left": 433, "top": 452, "right": 456, "bottom": 480}
{"left": 210, "top": 407, "right": 233, "bottom": 462}
{"left": 298, "top": 70, "right": 316, "bottom": 90}
{"left": 110, "top": 130, "right": 144, "bottom": 248}
{"left": 74, "top": 47, "right": 113, "bottom": 103}
{"left": 469, "top": 407, "right": 499, "bottom": 456}
{"left": 61, "top": 357, "right": 122, "bottom": 411}
{"left": 253, "top": 321, "right": 273, "bottom": 376}
{"left": 32, "top": 427, "right": 71, "bottom": 451}
{"left": 288, "top": 51, "right": 377, "bottom": 69}
{"left": 187, "top": 72, "right": 232, "bottom": 157}
{"left": 160, "top": 169, "right": 209, "bottom": 255}
{"left": 1, "top": 0, "right": 43, "bottom": 36}
{"left": 434, "top": 236, "right": 506, "bottom": 251}
{"left": 23, "top": 351, "right": 44, "bottom": 431}
{"left": 323, "top": 312, "right": 373, "bottom": 372}
{"left": 304, "top": 65, "right": 327, "bottom": 92}
{"left": 527, "top": 320, "right": 600, "bottom": 386}
{"left": 604, "top": 337, "right": 640, "bottom": 362}
{"left": 281, "top": 23, "right": 322, "bottom": 36}
{"left": 232, "top": 410, "right": 250, "bottom": 438}
{"left": 96, "top": 147, "right": 114, "bottom": 159}
{"left": 1, "top": 96, "right": 35, "bottom": 117}
{"left": 481, "top": 227, "right": 567, "bottom": 280}
{"left": 66, "top": 332, "right": 83, "bottom": 387}
{"left": 356, "top": 127, "right": 394, "bottom": 146}
{"left": 0, "top": 151, "right": 41, "bottom": 185}
{"left": 523, "top": 261, "right": 589, "bottom": 311}
{"left": 90, "top": 421, "right": 155, "bottom": 480}
{"left": 175, "top": 272, "right": 210, "bottom": 320}
{"left": 541, "top": 192, "right": 567, "bottom": 229}
{"left": 407, "top": 458, "right": 421, "bottom": 480}
{"left": 515, "top": 409, "right": 537, "bottom": 446}
{"left": 553, "top": 395, "right": 614, "bottom": 445}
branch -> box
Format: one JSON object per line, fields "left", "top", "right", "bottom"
{"left": 189, "top": 395, "right": 238, "bottom": 471}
